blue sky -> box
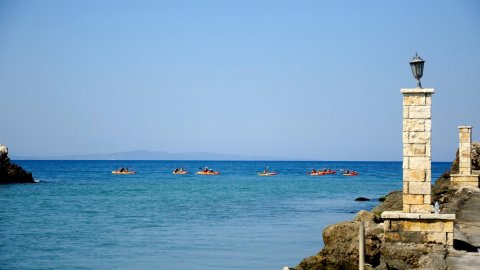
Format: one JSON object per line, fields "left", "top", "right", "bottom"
{"left": 1, "top": 0, "right": 479, "bottom": 161}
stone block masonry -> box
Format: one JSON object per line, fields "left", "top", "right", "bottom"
{"left": 381, "top": 85, "right": 455, "bottom": 248}
{"left": 451, "top": 126, "right": 479, "bottom": 187}
{"left": 458, "top": 126, "right": 472, "bottom": 174}
{"left": 401, "top": 88, "right": 434, "bottom": 213}
{"left": 382, "top": 211, "right": 455, "bottom": 246}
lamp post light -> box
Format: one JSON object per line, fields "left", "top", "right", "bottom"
{"left": 409, "top": 53, "right": 425, "bottom": 88}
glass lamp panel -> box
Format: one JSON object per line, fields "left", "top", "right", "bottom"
{"left": 417, "top": 62, "right": 424, "bottom": 78}
{"left": 410, "top": 63, "right": 417, "bottom": 78}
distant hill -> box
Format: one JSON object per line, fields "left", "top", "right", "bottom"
{"left": 11, "top": 150, "right": 282, "bottom": 161}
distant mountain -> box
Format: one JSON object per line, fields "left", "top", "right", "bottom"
{"left": 11, "top": 150, "right": 283, "bottom": 161}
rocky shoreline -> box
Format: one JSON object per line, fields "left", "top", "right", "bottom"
{"left": 0, "top": 144, "right": 36, "bottom": 184}
{"left": 294, "top": 142, "right": 480, "bottom": 270}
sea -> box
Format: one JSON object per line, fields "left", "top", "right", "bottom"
{"left": 0, "top": 160, "right": 451, "bottom": 270}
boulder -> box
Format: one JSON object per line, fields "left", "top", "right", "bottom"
{"left": 377, "top": 243, "right": 448, "bottom": 270}
{"left": 354, "top": 210, "right": 376, "bottom": 223}
{"left": 372, "top": 190, "right": 402, "bottom": 218}
{"left": 296, "top": 220, "right": 383, "bottom": 270}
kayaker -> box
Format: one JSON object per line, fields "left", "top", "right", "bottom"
{"left": 311, "top": 169, "right": 316, "bottom": 174}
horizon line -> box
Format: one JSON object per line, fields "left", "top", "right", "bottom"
{"left": 11, "top": 159, "right": 454, "bottom": 163}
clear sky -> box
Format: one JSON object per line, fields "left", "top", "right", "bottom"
{"left": 1, "top": 0, "right": 479, "bottom": 161}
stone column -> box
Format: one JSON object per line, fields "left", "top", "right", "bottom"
{"left": 458, "top": 126, "right": 472, "bottom": 174}
{"left": 402, "top": 88, "right": 434, "bottom": 213}
{"left": 382, "top": 87, "right": 455, "bottom": 247}
{"left": 451, "top": 126, "right": 479, "bottom": 187}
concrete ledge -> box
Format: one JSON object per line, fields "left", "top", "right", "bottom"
{"left": 458, "top": 125, "right": 472, "bottom": 129}
{"left": 382, "top": 211, "right": 455, "bottom": 220}
{"left": 401, "top": 88, "right": 435, "bottom": 94}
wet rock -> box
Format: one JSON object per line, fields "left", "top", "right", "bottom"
{"left": 355, "top": 197, "right": 370, "bottom": 201}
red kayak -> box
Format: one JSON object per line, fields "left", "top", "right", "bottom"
{"left": 343, "top": 171, "right": 358, "bottom": 176}
{"left": 309, "top": 170, "right": 336, "bottom": 176}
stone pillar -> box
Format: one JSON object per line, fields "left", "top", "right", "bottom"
{"left": 458, "top": 126, "right": 472, "bottom": 174}
{"left": 382, "top": 87, "right": 455, "bottom": 247}
{"left": 402, "top": 88, "right": 434, "bottom": 213}
{"left": 451, "top": 126, "right": 479, "bottom": 187}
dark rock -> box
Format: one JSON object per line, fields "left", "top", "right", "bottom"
{"left": 453, "top": 239, "right": 478, "bottom": 252}
{"left": 355, "top": 197, "right": 370, "bottom": 201}
{"left": 0, "top": 145, "right": 36, "bottom": 184}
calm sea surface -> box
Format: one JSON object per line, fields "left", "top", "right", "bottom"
{"left": 1, "top": 161, "right": 450, "bottom": 270}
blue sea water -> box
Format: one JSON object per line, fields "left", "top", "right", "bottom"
{"left": 1, "top": 161, "right": 450, "bottom": 270}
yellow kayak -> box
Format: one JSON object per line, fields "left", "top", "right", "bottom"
{"left": 196, "top": 171, "right": 220, "bottom": 175}
{"left": 112, "top": 171, "right": 136, "bottom": 175}
{"left": 258, "top": 172, "right": 277, "bottom": 176}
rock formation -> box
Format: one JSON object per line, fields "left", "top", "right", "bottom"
{"left": 295, "top": 142, "right": 479, "bottom": 270}
{"left": 0, "top": 144, "right": 36, "bottom": 184}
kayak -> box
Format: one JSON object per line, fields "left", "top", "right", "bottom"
{"left": 196, "top": 171, "right": 220, "bottom": 175}
{"left": 112, "top": 171, "right": 136, "bottom": 175}
{"left": 343, "top": 172, "right": 358, "bottom": 176}
{"left": 173, "top": 171, "right": 188, "bottom": 175}
{"left": 309, "top": 170, "right": 336, "bottom": 176}
{"left": 258, "top": 172, "right": 277, "bottom": 176}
